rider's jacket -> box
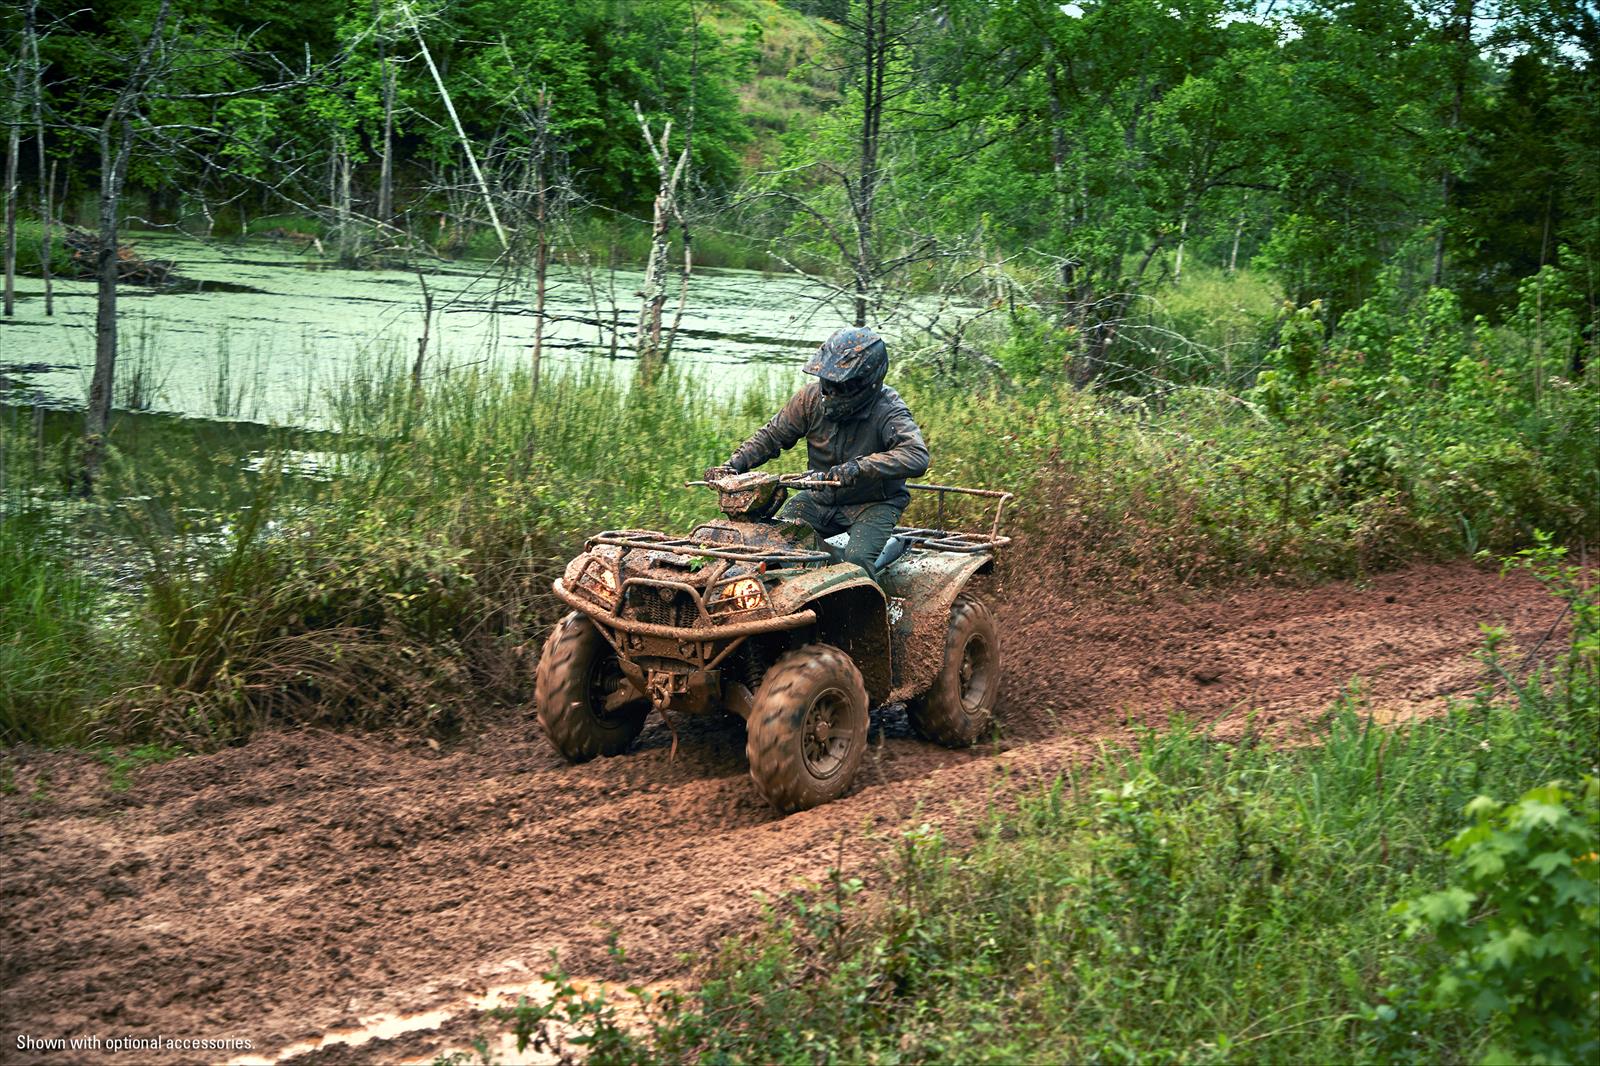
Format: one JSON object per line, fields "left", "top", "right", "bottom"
{"left": 728, "top": 384, "right": 929, "bottom": 511}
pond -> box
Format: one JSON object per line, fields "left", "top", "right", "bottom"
{"left": 0, "top": 234, "right": 957, "bottom": 428}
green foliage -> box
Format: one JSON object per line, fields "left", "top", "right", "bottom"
{"left": 1392, "top": 778, "right": 1599, "bottom": 1065}
{"left": 93, "top": 742, "right": 185, "bottom": 791}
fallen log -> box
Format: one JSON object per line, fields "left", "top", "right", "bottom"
{"left": 63, "top": 227, "right": 176, "bottom": 284}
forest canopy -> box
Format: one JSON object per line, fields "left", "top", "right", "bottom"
{"left": 4, "top": 0, "right": 1594, "bottom": 334}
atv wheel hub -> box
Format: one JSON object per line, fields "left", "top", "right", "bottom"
{"left": 802, "top": 689, "right": 852, "bottom": 778}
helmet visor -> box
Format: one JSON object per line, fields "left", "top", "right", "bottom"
{"left": 819, "top": 376, "right": 871, "bottom": 398}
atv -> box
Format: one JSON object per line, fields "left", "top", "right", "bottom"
{"left": 535, "top": 470, "right": 1012, "bottom": 812}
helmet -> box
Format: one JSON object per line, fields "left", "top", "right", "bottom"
{"left": 804, "top": 326, "right": 888, "bottom": 420}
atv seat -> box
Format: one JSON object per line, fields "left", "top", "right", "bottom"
{"left": 873, "top": 535, "right": 909, "bottom": 572}
{"left": 819, "top": 531, "right": 909, "bottom": 577}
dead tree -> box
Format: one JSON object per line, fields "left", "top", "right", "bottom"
{"left": 374, "top": 0, "right": 396, "bottom": 223}
{"left": 400, "top": 0, "right": 507, "bottom": 252}
{"left": 528, "top": 86, "right": 552, "bottom": 395}
{"left": 1, "top": 3, "right": 32, "bottom": 318}
{"left": 633, "top": 102, "right": 689, "bottom": 373}
{"left": 69, "top": 2, "right": 326, "bottom": 487}
{"left": 752, "top": 0, "right": 923, "bottom": 327}
{"left": 32, "top": 2, "right": 52, "bottom": 315}
{"left": 83, "top": 0, "right": 173, "bottom": 488}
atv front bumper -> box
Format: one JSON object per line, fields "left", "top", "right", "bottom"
{"left": 554, "top": 578, "right": 815, "bottom": 718}
{"left": 552, "top": 579, "right": 816, "bottom": 639}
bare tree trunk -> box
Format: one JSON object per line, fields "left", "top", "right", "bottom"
{"left": 641, "top": 155, "right": 673, "bottom": 362}
{"left": 86, "top": 119, "right": 135, "bottom": 486}
{"left": 1043, "top": 48, "right": 1076, "bottom": 319}
{"left": 29, "top": 0, "right": 51, "bottom": 316}
{"left": 376, "top": 2, "right": 394, "bottom": 222}
{"left": 1432, "top": 0, "right": 1472, "bottom": 288}
{"left": 850, "top": 0, "right": 888, "bottom": 326}
{"left": 41, "top": 159, "right": 54, "bottom": 315}
{"left": 338, "top": 140, "right": 353, "bottom": 262}
{"left": 663, "top": 221, "right": 692, "bottom": 362}
{"left": 1228, "top": 204, "right": 1245, "bottom": 275}
{"left": 3, "top": 121, "right": 16, "bottom": 318}
{"left": 1174, "top": 213, "right": 1188, "bottom": 285}
{"left": 3, "top": 10, "right": 22, "bottom": 319}
{"left": 411, "top": 271, "right": 431, "bottom": 400}
{"left": 404, "top": 1, "right": 507, "bottom": 251}
{"left": 530, "top": 87, "right": 548, "bottom": 397}
{"left": 634, "top": 104, "right": 689, "bottom": 372}
{"left": 84, "top": 0, "right": 170, "bottom": 489}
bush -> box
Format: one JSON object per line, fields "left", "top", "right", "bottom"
{"left": 1392, "top": 778, "right": 1599, "bottom": 1065}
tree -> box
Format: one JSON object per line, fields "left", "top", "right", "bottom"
{"left": 83, "top": 0, "right": 173, "bottom": 487}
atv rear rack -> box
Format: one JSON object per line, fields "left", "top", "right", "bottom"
{"left": 891, "top": 526, "right": 1012, "bottom": 553}
{"left": 904, "top": 482, "right": 1014, "bottom": 550}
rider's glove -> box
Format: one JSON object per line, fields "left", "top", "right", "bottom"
{"left": 703, "top": 464, "right": 737, "bottom": 483}
{"left": 826, "top": 460, "right": 862, "bottom": 487}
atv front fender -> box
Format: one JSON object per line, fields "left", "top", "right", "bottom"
{"left": 767, "top": 563, "right": 892, "bottom": 702}
{"left": 880, "top": 553, "right": 994, "bottom": 703}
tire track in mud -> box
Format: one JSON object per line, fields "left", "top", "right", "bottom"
{"left": 0, "top": 561, "right": 1568, "bottom": 1064}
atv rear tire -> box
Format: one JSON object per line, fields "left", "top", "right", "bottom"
{"left": 907, "top": 594, "right": 1000, "bottom": 747}
{"left": 535, "top": 612, "right": 649, "bottom": 761}
{"left": 746, "top": 643, "right": 868, "bottom": 813}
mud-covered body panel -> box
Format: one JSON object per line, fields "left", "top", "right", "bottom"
{"left": 767, "top": 565, "right": 891, "bottom": 701}
{"left": 879, "top": 551, "right": 994, "bottom": 703}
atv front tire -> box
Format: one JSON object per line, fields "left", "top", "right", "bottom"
{"left": 907, "top": 594, "right": 1000, "bottom": 747}
{"left": 535, "top": 612, "right": 649, "bottom": 761}
{"left": 746, "top": 643, "right": 868, "bottom": 813}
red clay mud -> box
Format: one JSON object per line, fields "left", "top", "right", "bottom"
{"left": 0, "top": 561, "right": 1567, "bottom": 1063}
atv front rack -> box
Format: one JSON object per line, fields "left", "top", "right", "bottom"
{"left": 589, "top": 529, "right": 834, "bottom": 566}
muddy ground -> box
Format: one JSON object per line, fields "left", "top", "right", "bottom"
{"left": 0, "top": 561, "right": 1570, "bottom": 1064}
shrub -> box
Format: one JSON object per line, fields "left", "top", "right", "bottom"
{"left": 1392, "top": 778, "right": 1599, "bottom": 1065}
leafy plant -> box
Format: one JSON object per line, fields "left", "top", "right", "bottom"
{"left": 1393, "top": 778, "right": 1599, "bottom": 1065}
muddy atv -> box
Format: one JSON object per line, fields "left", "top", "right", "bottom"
{"left": 535, "top": 471, "right": 1012, "bottom": 813}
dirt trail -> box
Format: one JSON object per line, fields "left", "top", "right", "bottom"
{"left": 0, "top": 561, "right": 1567, "bottom": 1064}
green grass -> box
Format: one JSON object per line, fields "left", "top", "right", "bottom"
{"left": 7, "top": 217, "right": 72, "bottom": 280}
{"left": 0, "top": 511, "right": 131, "bottom": 744}
{"left": 485, "top": 555, "right": 1598, "bottom": 1065}
{"left": 94, "top": 742, "right": 185, "bottom": 790}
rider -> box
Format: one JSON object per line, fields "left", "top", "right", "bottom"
{"left": 704, "top": 326, "right": 929, "bottom": 578}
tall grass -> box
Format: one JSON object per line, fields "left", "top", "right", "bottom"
{"left": 7, "top": 337, "right": 1594, "bottom": 744}
{"left": 0, "top": 513, "right": 131, "bottom": 743}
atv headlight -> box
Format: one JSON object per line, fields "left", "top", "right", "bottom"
{"left": 723, "top": 577, "right": 765, "bottom": 612}
{"left": 578, "top": 562, "right": 619, "bottom": 605}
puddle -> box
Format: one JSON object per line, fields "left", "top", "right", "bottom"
{"left": 227, "top": 967, "right": 670, "bottom": 1066}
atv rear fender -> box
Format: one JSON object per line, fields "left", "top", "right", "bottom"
{"left": 880, "top": 552, "right": 994, "bottom": 703}
{"left": 766, "top": 564, "right": 892, "bottom": 702}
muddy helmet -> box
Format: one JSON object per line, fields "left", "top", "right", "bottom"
{"left": 805, "top": 326, "right": 888, "bottom": 420}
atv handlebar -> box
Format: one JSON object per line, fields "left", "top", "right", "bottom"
{"left": 684, "top": 471, "right": 841, "bottom": 489}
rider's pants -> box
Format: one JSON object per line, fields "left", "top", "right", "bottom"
{"left": 779, "top": 492, "right": 902, "bottom": 578}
